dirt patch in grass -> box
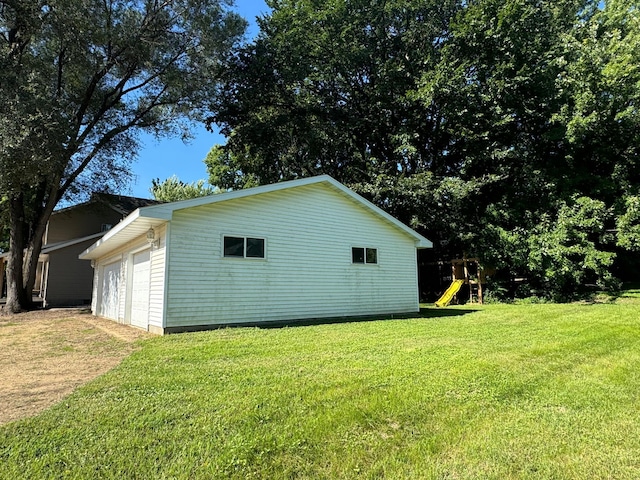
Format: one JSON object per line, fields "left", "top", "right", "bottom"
{"left": 0, "top": 309, "right": 150, "bottom": 425}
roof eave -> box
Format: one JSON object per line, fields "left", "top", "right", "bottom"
{"left": 79, "top": 203, "right": 174, "bottom": 260}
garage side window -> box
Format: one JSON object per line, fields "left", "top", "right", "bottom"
{"left": 223, "top": 236, "right": 266, "bottom": 259}
{"left": 246, "top": 237, "right": 265, "bottom": 258}
{"left": 352, "top": 247, "right": 377, "bottom": 264}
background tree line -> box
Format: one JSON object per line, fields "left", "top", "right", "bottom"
{"left": 199, "top": 0, "right": 640, "bottom": 300}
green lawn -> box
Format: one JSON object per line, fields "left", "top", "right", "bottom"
{"left": 2, "top": 294, "right": 640, "bottom": 479}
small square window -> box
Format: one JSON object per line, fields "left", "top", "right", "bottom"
{"left": 246, "top": 238, "right": 265, "bottom": 258}
{"left": 223, "top": 236, "right": 244, "bottom": 257}
{"left": 352, "top": 246, "right": 377, "bottom": 264}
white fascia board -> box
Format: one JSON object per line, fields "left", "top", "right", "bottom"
{"left": 42, "top": 232, "right": 106, "bottom": 254}
{"left": 80, "top": 209, "right": 141, "bottom": 258}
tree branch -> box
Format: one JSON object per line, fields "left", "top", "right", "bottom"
{"left": 60, "top": 85, "right": 172, "bottom": 196}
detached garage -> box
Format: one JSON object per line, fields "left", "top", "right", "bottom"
{"left": 80, "top": 175, "right": 432, "bottom": 334}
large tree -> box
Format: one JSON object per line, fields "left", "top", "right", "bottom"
{"left": 207, "top": 0, "right": 473, "bottom": 248}
{"left": 428, "top": 0, "right": 640, "bottom": 295}
{"left": 0, "top": 0, "right": 246, "bottom": 312}
{"left": 209, "top": 0, "right": 640, "bottom": 298}
{"left": 208, "top": 0, "right": 462, "bottom": 186}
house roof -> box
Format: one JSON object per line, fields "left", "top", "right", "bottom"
{"left": 79, "top": 175, "right": 432, "bottom": 260}
{"left": 92, "top": 193, "right": 162, "bottom": 216}
{"left": 52, "top": 192, "right": 160, "bottom": 217}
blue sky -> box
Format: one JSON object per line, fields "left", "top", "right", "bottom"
{"left": 128, "top": 1, "right": 270, "bottom": 198}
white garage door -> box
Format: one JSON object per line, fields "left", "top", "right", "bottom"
{"left": 101, "top": 261, "right": 121, "bottom": 320}
{"left": 130, "top": 249, "right": 150, "bottom": 329}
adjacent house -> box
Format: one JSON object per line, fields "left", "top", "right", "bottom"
{"left": 0, "top": 193, "right": 158, "bottom": 306}
{"left": 79, "top": 175, "right": 432, "bottom": 334}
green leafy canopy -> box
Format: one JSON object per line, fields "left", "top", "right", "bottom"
{"left": 0, "top": 0, "right": 247, "bottom": 311}
{"left": 208, "top": 0, "right": 640, "bottom": 298}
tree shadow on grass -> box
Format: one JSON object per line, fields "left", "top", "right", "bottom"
{"left": 567, "top": 282, "right": 640, "bottom": 305}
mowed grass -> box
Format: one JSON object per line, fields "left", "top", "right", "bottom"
{"left": 2, "top": 296, "right": 640, "bottom": 479}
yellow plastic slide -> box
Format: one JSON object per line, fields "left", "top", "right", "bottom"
{"left": 435, "top": 279, "right": 464, "bottom": 307}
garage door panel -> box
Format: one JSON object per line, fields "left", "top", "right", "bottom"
{"left": 101, "top": 261, "right": 121, "bottom": 320}
{"left": 131, "top": 250, "right": 150, "bottom": 328}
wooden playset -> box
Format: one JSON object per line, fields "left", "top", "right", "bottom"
{"left": 435, "top": 257, "right": 489, "bottom": 307}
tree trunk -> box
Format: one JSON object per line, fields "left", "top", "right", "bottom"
{"left": 23, "top": 241, "right": 42, "bottom": 305}
{"left": 5, "top": 195, "right": 30, "bottom": 313}
{"left": 5, "top": 183, "right": 61, "bottom": 312}
{"left": 23, "top": 192, "right": 56, "bottom": 303}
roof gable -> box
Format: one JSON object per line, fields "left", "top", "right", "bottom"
{"left": 80, "top": 176, "right": 432, "bottom": 259}
{"left": 139, "top": 176, "right": 431, "bottom": 245}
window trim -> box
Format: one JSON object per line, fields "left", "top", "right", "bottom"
{"left": 351, "top": 246, "right": 378, "bottom": 265}
{"left": 222, "top": 235, "right": 267, "bottom": 260}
